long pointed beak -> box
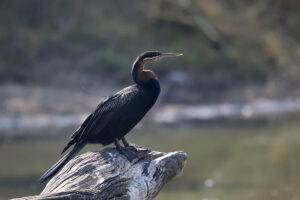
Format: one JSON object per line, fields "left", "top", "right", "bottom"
{"left": 160, "top": 53, "right": 183, "bottom": 58}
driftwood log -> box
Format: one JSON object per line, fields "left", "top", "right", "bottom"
{"left": 13, "top": 145, "right": 187, "bottom": 200}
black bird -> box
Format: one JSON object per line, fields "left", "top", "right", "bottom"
{"left": 39, "top": 51, "right": 182, "bottom": 183}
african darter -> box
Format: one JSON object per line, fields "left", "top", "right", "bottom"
{"left": 39, "top": 51, "right": 182, "bottom": 183}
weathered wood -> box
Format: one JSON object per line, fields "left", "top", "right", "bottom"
{"left": 12, "top": 145, "right": 187, "bottom": 200}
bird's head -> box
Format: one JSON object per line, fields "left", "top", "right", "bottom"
{"left": 132, "top": 51, "right": 183, "bottom": 85}
{"left": 136, "top": 51, "right": 183, "bottom": 63}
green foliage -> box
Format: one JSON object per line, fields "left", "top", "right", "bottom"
{"left": 0, "top": 1, "right": 299, "bottom": 84}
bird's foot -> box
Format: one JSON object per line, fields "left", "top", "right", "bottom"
{"left": 116, "top": 146, "right": 139, "bottom": 162}
{"left": 121, "top": 138, "right": 148, "bottom": 151}
{"left": 115, "top": 139, "right": 150, "bottom": 161}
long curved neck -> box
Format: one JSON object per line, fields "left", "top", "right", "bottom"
{"left": 132, "top": 58, "right": 158, "bottom": 85}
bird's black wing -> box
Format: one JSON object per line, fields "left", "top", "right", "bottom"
{"left": 61, "top": 85, "right": 140, "bottom": 154}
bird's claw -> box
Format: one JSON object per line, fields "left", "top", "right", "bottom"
{"left": 127, "top": 145, "right": 138, "bottom": 151}
{"left": 116, "top": 146, "right": 138, "bottom": 162}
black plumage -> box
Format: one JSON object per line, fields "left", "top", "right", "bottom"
{"left": 39, "top": 51, "right": 182, "bottom": 183}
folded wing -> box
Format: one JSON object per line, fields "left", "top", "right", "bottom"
{"left": 61, "top": 85, "right": 140, "bottom": 154}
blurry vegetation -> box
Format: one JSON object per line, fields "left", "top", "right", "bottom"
{"left": 0, "top": 0, "right": 299, "bottom": 87}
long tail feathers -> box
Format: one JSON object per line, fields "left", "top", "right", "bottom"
{"left": 39, "top": 143, "right": 85, "bottom": 183}
{"left": 61, "top": 139, "right": 75, "bottom": 155}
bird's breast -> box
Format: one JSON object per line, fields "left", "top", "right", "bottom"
{"left": 114, "top": 83, "right": 160, "bottom": 130}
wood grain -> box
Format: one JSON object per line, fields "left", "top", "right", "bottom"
{"left": 12, "top": 145, "right": 187, "bottom": 200}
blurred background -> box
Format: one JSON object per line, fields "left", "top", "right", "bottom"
{"left": 1, "top": 0, "right": 300, "bottom": 199}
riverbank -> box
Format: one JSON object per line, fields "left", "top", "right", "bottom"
{"left": 1, "top": 83, "right": 300, "bottom": 139}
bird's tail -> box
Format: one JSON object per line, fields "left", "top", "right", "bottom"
{"left": 39, "top": 143, "right": 85, "bottom": 183}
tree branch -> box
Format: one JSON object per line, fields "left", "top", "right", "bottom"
{"left": 12, "top": 145, "right": 187, "bottom": 200}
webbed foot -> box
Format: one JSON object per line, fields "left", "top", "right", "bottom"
{"left": 115, "top": 139, "right": 138, "bottom": 162}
